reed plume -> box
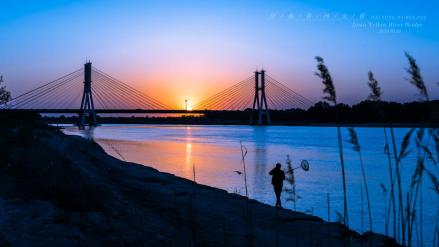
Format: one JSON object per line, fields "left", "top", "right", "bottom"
{"left": 315, "top": 56, "right": 336, "bottom": 104}
{"left": 426, "top": 169, "right": 438, "bottom": 196}
{"left": 284, "top": 155, "right": 297, "bottom": 210}
{"left": 314, "top": 56, "right": 349, "bottom": 227}
{"left": 347, "top": 127, "right": 372, "bottom": 232}
{"left": 405, "top": 52, "right": 429, "bottom": 101}
{"left": 0, "top": 75, "right": 11, "bottom": 105}
{"left": 347, "top": 127, "right": 360, "bottom": 152}
{"left": 398, "top": 128, "right": 414, "bottom": 162}
{"left": 367, "top": 71, "right": 382, "bottom": 101}
{"left": 284, "top": 156, "right": 309, "bottom": 211}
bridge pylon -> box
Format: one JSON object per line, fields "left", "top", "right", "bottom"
{"left": 78, "top": 62, "right": 98, "bottom": 128}
{"left": 250, "top": 70, "right": 270, "bottom": 125}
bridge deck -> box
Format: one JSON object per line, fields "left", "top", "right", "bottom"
{"left": 0, "top": 109, "right": 230, "bottom": 114}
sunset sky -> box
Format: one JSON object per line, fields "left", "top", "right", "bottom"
{"left": 1, "top": 0, "right": 438, "bottom": 108}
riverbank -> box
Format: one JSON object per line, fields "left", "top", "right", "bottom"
{"left": 0, "top": 114, "right": 400, "bottom": 246}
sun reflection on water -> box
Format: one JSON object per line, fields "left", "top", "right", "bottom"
{"left": 184, "top": 126, "right": 193, "bottom": 178}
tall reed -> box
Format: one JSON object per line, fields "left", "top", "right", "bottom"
{"left": 314, "top": 56, "right": 349, "bottom": 226}
{"left": 239, "top": 141, "right": 253, "bottom": 246}
{"left": 406, "top": 128, "right": 438, "bottom": 246}
{"left": 392, "top": 127, "right": 414, "bottom": 246}
{"left": 383, "top": 128, "right": 397, "bottom": 238}
{"left": 240, "top": 141, "right": 249, "bottom": 198}
{"left": 347, "top": 127, "right": 373, "bottom": 232}
{"left": 367, "top": 71, "right": 397, "bottom": 238}
{"left": 404, "top": 52, "right": 434, "bottom": 246}
{"left": 368, "top": 66, "right": 422, "bottom": 245}
{"left": 407, "top": 129, "right": 426, "bottom": 246}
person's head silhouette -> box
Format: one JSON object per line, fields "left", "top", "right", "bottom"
{"left": 275, "top": 163, "right": 281, "bottom": 169}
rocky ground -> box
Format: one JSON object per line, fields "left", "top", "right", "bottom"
{"left": 0, "top": 113, "right": 400, "bottom": 246}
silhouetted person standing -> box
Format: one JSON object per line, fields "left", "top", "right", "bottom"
{"left": 269, "top": 163, "right": 285, "bottom": 208}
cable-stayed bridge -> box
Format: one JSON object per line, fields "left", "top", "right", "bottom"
{"left": 1, "top": 62, "right": 313, "bottom": 126}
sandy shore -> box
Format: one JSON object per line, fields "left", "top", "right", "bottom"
{"left": 0, "top": 120, "right": 400, "bottom": 246}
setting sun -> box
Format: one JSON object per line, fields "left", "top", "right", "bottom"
{"left": 184, "top": 99, "right": 193, "bottom": 111}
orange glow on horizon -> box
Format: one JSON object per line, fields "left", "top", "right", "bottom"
{"left": 127, "top": 74, "right": 243, "bottom": 109}
{"left": 102, "top": 62, "right": 314, "bottom": 109}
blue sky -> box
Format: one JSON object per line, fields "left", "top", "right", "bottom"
{"left": 0, "top": 0, "right": 438, "bottom": 107}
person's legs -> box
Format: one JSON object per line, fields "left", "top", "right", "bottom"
{"left": 274, "top": 185, "right": 282, "bottom": 207}
{"left": 273, "top": 186, "right": 279, "bottom": 207}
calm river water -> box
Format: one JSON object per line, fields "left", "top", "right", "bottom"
{"left": 63, "top": 125, "right": 438, "bottom": 246}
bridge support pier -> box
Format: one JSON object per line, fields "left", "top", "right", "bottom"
{"left": 78, "top": 62, "right": 97, "bottom": 128}
{"left": 250, "top": 70, "right": 270, "bottom": 126}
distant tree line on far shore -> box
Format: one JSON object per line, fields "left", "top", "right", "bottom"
{"left": 36, "top": 99, "right": 439, "bottom": 125}
{"left": 260, "top": 100, "right": 439, "bottom": 124}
